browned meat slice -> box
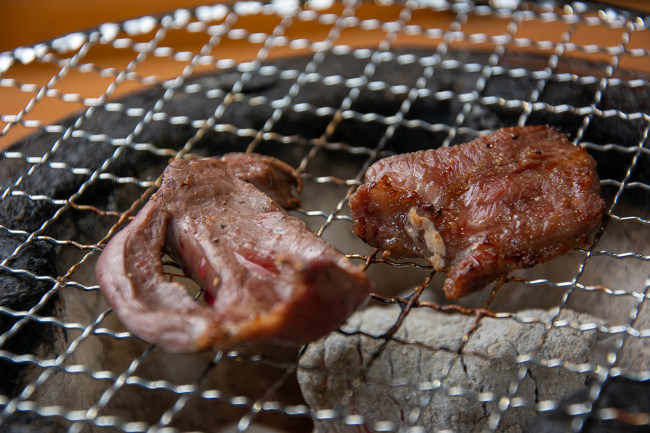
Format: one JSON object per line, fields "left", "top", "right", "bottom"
{"left": 95, "top": 154, "right": 371, "bottom": 352}
{"left": 220, "top": 152, "right": 303, "bottom": 209}
{"left": 350, "top": 126, "right": 605, "bottom": 299}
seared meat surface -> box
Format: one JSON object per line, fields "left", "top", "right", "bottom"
{"left": 350, "top": 126, "right": 605, "bottom": 299}
{"left": 220, "top": 153, "right": 303, "bottom": 209}
{"left": 95, "top": 154, "right": 371, "bottom": 352}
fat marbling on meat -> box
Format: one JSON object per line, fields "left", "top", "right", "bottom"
{"left": 349, "top": 126, "right": 605, "bottom": 299}
{"left": 95, "top": 153, "right": 371, "bottom": 352}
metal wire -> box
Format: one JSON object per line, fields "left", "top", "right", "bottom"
{"left": 0, "top": 0, "right": 648, "bottom": 432}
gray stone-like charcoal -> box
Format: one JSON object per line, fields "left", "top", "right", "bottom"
{"left": 298, "top": 306, "right": 609, "bottom": 433}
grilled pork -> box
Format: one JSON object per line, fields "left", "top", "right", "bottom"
{"left": 95, "top": 154, "right": 371, "bottom": 352}
{"left": 349, "top": 126, "right": 605, "bottom": 299}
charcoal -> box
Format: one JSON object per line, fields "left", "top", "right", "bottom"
{"left": 0, "top": 411, "right": 61, "bottom": 433}
{"left": 0, "top": 230, "right": 58, "bottom": 398}
{"left": 527, "top": 376, "right": 650, "bottom": 433}
{"left": 297, "top": 306, "right": 611, "bottom": 433}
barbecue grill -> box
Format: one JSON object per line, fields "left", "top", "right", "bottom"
{"left": 0, "top": 1, "right": 648, "bottom": 432}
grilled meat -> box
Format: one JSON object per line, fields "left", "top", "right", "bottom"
{"left": 95, "top": 154, "right": 371, "bottom": 352}
{"left": 220, "top": 152, "right": 303, "bottom": 210}
{"left": 350, "top": 126, "right": 605, "bottom": 299}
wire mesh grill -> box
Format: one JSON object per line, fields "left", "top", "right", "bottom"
{"left": 0, "top": 1, "right": 649, "bottom": 432}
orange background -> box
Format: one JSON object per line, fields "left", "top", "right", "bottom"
{"left": 1, "top": 0, "right": 648, "bottom": 149}
{"left": 1, "top": 0, "right": 648, "bottom": 51}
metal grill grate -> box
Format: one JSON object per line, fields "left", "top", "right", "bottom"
{"left": 0, "top": 1, "right": 649, "bottom": 432}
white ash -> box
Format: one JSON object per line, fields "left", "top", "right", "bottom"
{"left": 298, "top": 306, "right": 613, "bottom": 433}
